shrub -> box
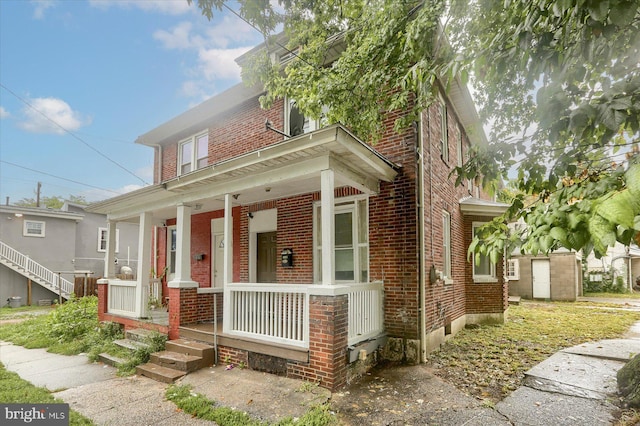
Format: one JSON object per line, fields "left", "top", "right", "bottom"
{"left": 46, "top": 296, "right": 98, "bottom": 342}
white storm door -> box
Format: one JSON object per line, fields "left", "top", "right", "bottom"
{"left": 211, "top": 218, "right": 224, "bottom": 288}
{"left": 532, "top": 259, "right": 551, "bottom": 299}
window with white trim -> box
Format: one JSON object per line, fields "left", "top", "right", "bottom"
{"left": 506, "top": 259, "right": 519, "bottom": 280}
{"left": 442, "top": 211, "right": 452, "bottom": 280}
{"left": 314, "top": 197, "right": 368, "bottom": 283}
{"left": 178, "top": 132, "right": 208, "bottom": 175}
{"left": 440, "top": 98, "right": 448, "bottom": 162}
{"left": 23, "top": 220, "right": 45, "bottom": 237}
{"left": 456, "top": 124, "right": 463, "bottom": 168}
{"left": 98, "top": 228, "right": 120, "bottom": 253}
{"left": 285, "top": 98, "right": 327, "bottom": 137}
{"left": 472, "top": 222, "right": 496, "bottom": 280}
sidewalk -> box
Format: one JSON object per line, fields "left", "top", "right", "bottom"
{"left": 2, "top": 322, "right": 640, "bottom": 425}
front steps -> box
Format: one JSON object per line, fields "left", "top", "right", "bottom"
{"left": 137, "top": 338, "right": 215, "bottom": 383}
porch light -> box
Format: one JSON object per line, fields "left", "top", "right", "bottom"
{"left": 14, "top": 213, "right": 23, "bottom": 218}
{"left": 219, "top": 239, "right": 224, "bottom": 248}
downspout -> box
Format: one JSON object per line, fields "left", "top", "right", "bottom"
{"left": 149, "top": 143, "right": 163, "bottom": 280}
{"left": 417, "top": 114, "right": 428, "bottom": 362}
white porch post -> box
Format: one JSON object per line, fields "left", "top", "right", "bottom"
{"left": 223, "top": 193, "right": 233, "bottom": 286}
{"left": 321, "top": 169, "right": 335, "bottom": 285}
{"left": 168, "top": 203, "right": 198, "bottom": 288}
{"left": 104, "top": 220, "right": 117, "bottom": 278}
{"left": 222, "top": 193, "right": 234, "bottom": 335}
{"left": 136, "top": 211, "right": 153, "bottom": 318}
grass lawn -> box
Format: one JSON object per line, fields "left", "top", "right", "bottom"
{"left": 0, "top": 362, "right": 94, "bottom": 425}
{"left": 584, "top": 292, "right": 640, "bottom": 299}
{"left": 0, "top": 305, "right": 53, "bottom": 320}
{"left": 427, "top": 300, "right": 640, "bottom": 405}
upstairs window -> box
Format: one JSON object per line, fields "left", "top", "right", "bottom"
{"left": 98, "top": 227, "right": 120, "bottom": 253}
{"left": 456, "top": 124, "right": 463, "bottom": 168}
{"left": 23, "top": 220, "right": 45, "bottom": 237}
{"left": 285, "top": 98, "right": 326, "bottom": 137}
{"left": 179, "top": 132, "right": 208, "bottom": 175}
{"left": 440, "top": 98, "right": 448, "bottom": 162}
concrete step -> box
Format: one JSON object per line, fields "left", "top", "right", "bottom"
{"left": 150, "top": 351, "right": 203, "bottom": 372}
{"left": 114, "top": 338, "right": 149, "bottom": 352}
{"left": 125, "top": 328, "right": 158, "bottom": 343}
{"left": 165, "top": 339, "right": 215, "bottom": 366}
{"left": 98, "top": 352, "right": 127, "bottom": 367}
{"left": 136, "top": 362, "right": 185, "bottom": 383}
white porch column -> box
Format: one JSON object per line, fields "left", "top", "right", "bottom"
{"left": 223, "top": 193, "right": 233, "bottom": 285}
{"left": 321, "top": 169, "right": 335, "bottom": 285}
{"left": 104, "top": 220, "right": 117, "bottom": 278}
{"left": 168, "top": 203, "right": 198, "bottom": 288}
{"left": 222, "top": 193, "right": 234, "bottom": 335}
{"left": 136, "top": 211, "right": 153, "bottom": 317}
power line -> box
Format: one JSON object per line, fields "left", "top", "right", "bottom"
{"left": 0, "top": 83, "right": 150, "bottom": 186}
{"left": 1, "top": 160, "right": 122, "bottom": 195}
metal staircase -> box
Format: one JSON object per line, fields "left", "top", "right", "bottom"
{"left": 0, "top": 240, "right": 73, "bottom": 299}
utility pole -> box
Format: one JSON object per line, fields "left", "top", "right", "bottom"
{"left": 36, "top": 181, "right": 41, "bottom": 207}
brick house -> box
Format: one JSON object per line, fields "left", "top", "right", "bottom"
{"left": 87, "top": 45, "right": 508, "bottom": 390}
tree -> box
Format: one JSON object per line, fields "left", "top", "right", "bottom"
{"left": 189, "top": 0, "right": 640, "bottom": 259}
{"left": 15, "top": 194, "right": 89, "bottom": 209}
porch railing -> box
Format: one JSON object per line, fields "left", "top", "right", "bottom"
{"left": 223, "top": 281, "right": 385, "bottom": 349}
{"left": 224, "top": 283, "right": 310, "bottom": 348}
{"left": 347, "top": 282, "right": 384, "bottom": 346}
{"left": 108, "top": 279, "right": 137, "bottom": 317}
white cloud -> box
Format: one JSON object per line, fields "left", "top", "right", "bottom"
{"left": 153, "top": 22, "right": 203, "bottom": 50}
{"left": 0, "top": 106, "right": 10, "bottom": 119}
{"left": 31, "top": 0, "right": 55, "bottom": 20}
{"left": 88, "top": 0, "right": 191, "bottom": 15}
{"left": 18, "top": 97, "right": 90, "bottom": 134}
{"left": 197, "top": 46, "right": 251, "bottom": 81}
{"left": 203, "top": 15, "right": 257, "bottom": 49}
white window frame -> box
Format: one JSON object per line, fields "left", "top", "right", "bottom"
{"left": 23, "top": 220, "right": 45, "bottom": 237}
{"left": 439, "top": 96, "right": 448, "bottom": 163}
{"left": 456, "top": 124, "right": 463, "bottom": 168}
{"left": 98, "top": 227, "right": 120, "bottom": 253}
{"left": 472, "top": 222, "right": 497, "bottom": 282}
{"left": 442, "top": 211, "right": 452, "bottom": 282}
{"left": 178, "top": 132, "right": 208, "bottom": 175}
{"left": 284, "top": 97, "right": 326, "bottom": 137}
{"left": 313, "top": 196, "right": 369, "bottom": 284}
{"left": 506, "top": 259, "right": 520, "bottom": 280}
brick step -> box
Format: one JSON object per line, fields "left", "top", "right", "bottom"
{"left": 136, "top": 363, "right": 185, "bottom": 383}
{"left": 150, "top": 351, "right": 203, "bottom": 372}
{"left": 114, "top": 338, "right": 149, "bottom": 351}
{"left": 98, "top": 352, "right": 127, "bottom": 367}
{"left": 165, "top": 339, "right": 215, "bottom": 366}
{"left": 125, "top": 328, "right": 158, "bottom": 343}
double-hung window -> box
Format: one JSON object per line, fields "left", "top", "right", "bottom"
{"left": 440, "top": 98, "right": 448, "bottom": 162}
{"left": 98, "top": 228, "right": 120, "bottom": 253}
{"left": 314, "top": 198, "right": 368, "bottom": 283}
{"left": 23, "top": 220, "right": 45, "bottom": 237}
{"left": 442, "top": 211, "right": 452, "bottom": 281}
{"left": 285, "top": 98, "right": 327, "bottom": 137}
{"left": 178, "top": 132, "right": 208, "bottom": 175}
{"left": 472, "top": 222, "right": 496, "bottom": 281}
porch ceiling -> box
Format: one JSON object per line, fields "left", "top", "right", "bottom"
{"left": 87, "top": 125, "right": 399, "bottom": 222}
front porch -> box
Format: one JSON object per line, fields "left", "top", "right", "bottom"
{"left": 91, "top": 125, "right": 398, "bottom": 389}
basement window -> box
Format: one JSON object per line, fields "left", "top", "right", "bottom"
{"left": 23, "top": 220, "right": 45, "bottom": 237}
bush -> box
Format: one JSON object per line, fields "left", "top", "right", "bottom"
{"left": 46, "top": 295, "right": 98, "bottom": 342}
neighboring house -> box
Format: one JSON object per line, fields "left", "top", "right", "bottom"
{"left": 0, "top": 203, "right": 138, "bottom": 305}
{"left": 507, "top": 250, "right": 583, "bottom": 301}
{"left": 87, "top": 43, "right": 509, "bottom": 390}
{"left": 585, "top": 242, "right": 640, "bottom": 290}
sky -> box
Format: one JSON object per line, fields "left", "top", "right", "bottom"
{"left": 0, "top": 0, "right": 264, "bottom": 205}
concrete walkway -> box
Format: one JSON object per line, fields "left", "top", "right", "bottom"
{"left": 2, "top": 319, "right": 640, "bottom": 425}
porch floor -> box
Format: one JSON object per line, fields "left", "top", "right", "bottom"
{"left": 179, "top": 322, "right": 309, "bottom": 363}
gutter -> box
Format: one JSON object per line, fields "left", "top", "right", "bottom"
{"left": 417, "top": 113, "right": 428, "bottom": 362}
